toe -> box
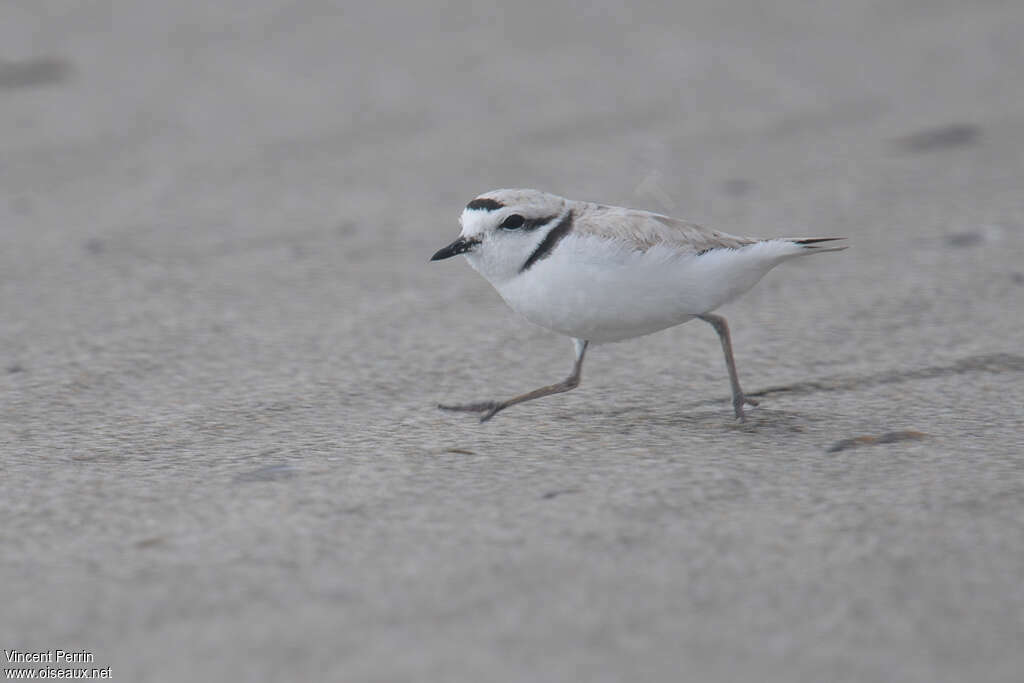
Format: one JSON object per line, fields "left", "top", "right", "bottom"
{"left": 479, "top": 403, "right": 504, "bottom": 422}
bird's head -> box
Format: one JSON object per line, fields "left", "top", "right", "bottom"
{"left": 431, "top": 189, "right": 570, "bottom": 283}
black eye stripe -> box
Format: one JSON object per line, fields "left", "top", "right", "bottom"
{"left": 525, "top": 215, "right": 555, "bottom": 230}
{"left": 501, "top": 214, "right": 559, "bottom": 232}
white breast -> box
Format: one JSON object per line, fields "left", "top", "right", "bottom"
{"left": 493, "top": 234, "right": 797, "bottom": 343}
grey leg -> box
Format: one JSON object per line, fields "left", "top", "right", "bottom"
{"left": 697, "top": 313, "right": 759, "bottom": 421}
{"left": 439, "top": 339, "right": 589, "bottom": 422}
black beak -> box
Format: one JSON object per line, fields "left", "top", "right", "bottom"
{"left": 430, "top": 236, "right": 479, "bottom": 261}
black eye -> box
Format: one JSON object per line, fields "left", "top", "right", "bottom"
{"left": 500, "top": 214, "right": 525, "bottom": 230}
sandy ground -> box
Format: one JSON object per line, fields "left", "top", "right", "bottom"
{"left": 2, "top": 1, "right": 1023, "bottom": 681}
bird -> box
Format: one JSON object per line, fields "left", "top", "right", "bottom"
{"left": 430, "top": 188, "right": 846, "bottom": 422}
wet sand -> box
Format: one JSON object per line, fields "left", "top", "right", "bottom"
{"left": 3, "top": 2, "right": 1023, "bottom": 681}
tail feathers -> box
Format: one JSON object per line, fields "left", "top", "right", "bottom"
{"left": 788, "top": 237, "right": 848, "bottom": 254}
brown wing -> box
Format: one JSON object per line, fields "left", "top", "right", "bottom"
{"left": 571, "top": 202, "right": 756, "bottom": 254}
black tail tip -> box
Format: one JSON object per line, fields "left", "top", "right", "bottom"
{"left": 792, "top": 237, "right": 847, "bottom": 245}
{"left": 792, "top": 237, "right": 848, "bottom": 251}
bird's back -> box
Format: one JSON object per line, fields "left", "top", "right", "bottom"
{"left": 570, "top": 201, "right": 756, "bottom": 254}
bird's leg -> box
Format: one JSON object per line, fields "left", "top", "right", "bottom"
{"left": 697, "top": 314, "right": 759, "bottom": 421}
{"left": 439, "top": 339, "right": 589, "bottom": 422}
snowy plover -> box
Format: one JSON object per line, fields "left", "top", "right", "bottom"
{"left": 431, "top": 189, "right": 846, "bottom": 422}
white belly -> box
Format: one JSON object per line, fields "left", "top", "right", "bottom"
{"left": 493, "top": 235, "right": 789, "bottom": 343}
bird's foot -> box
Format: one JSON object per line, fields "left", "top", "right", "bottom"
{"left": 733, "top": 395, "right": 759, "bottom": 422}
{"left": 438, "top": 401, "right": 506, "bottom": 422}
